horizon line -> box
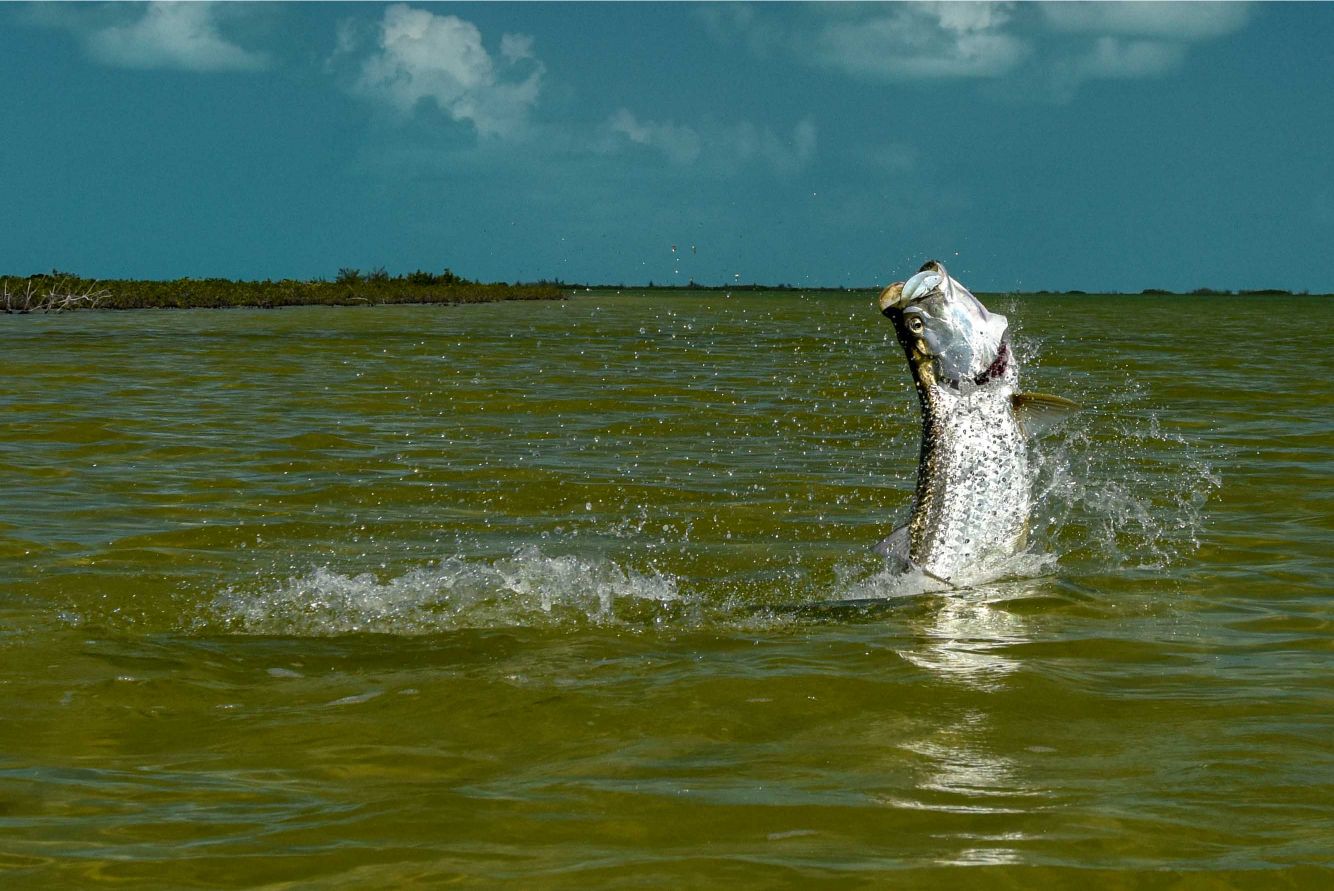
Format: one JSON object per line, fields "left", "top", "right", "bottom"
{"left": 2, "top": 270, "right": 1328, "bottom": 297}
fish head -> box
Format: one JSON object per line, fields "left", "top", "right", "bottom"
{"left": 878, "top": 260, "right": 1009, "bottom": 389}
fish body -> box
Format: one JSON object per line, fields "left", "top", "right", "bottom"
{"left": 876, "top": 261, "right": 1072, "bottom": 584}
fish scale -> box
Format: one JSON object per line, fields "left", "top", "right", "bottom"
{"left": 877, "top": 260, "right": 1071, "bottom": 585}
{"left": 911, "top": 369, "right": 1029, "bottom": 581}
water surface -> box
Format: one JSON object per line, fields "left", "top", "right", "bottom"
{"left": 2, "top": 293, "right": 1330, "bottom": 886}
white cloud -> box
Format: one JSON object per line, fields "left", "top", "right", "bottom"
{"left": 1040, "top": 2, "right": 1253, "bottom": 41}
{"left": 46, "top": 2, "right": 267, "bottom": 72}
{"left": 353, "top": 4, "right": 543, "bottom": 138}
{"left": 608, "top": 109, "right": 703, "bottom": 164}
{"left": 499, "top": 33, "right": 535, "bottom": 64}
{"left": 341, "top": 8, "right": 807, "bottom": 178}
{"left": 1045, "top": 2, "right": 1252, "bottom": 84}
{"left": 605, "top": 110, "right": 815, "bottom": 175}
{"left": 809, "top": 2, "right": 1028, "bottom": 81}
{"left": 705, "top": 1, "right": 1256, "bottom": 98}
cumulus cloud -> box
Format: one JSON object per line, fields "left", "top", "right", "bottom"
{"left": 812, "top": 2, "right": 1028, "bottom": 81}
{"left": 704, "top": 1, "right": 1256, "bottom": 98}
{"left": 351, "top": 4, "right": 543, "bottom": 138}
{"left": 1043, "top": 2, "right": 1252, "bottom": 85}
{"left": 605, "top": 110, "right": 816, "bottom": 175}
{"left": 33, "top": 2, "right": 268, "bottom": 72}
{"left": 339, "top": 7, "right": 807, "bottom": 177}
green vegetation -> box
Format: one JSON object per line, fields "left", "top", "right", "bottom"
{"left": 1016, "top": 286, "right": 1322, "bottom": 296}
{"left": 3, "top": 268, "right": 1324, "bottom": 314}
{"left": 1020, "top": 287, "right": 1321, "bottom": 297}
{"left": 1, "top": 268, "right": 566, "bottom": 313}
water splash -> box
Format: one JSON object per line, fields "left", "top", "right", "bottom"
{"left": 195, "top": 314, "right": 1221, "bottom": 638}
{"left": 199, "top": 542, "right": 1067, "bottom": 638}
{"left": 1006, "top": 318, "right": 1221, "bottom": 574}
{"left": 194, "top": 425, "right": 1217, "bottom": 638}
{"left": 206, "top": 546, "right": 683, "bottom": 636}
{"left": 1025, "top": 389, "right": 1220, "bottom": 572}
{"left": 833, "top": 552, "right": 1055, "bottom": 602}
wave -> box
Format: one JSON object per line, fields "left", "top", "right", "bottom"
{"left": 205, "top": 546, "right": 685, "bottom": 636}
{"left": 200, "top": 543, "right": 1068, "bottom": 638}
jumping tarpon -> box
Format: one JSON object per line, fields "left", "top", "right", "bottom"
{"left": 876, "top": 260, "right": 1076, "bottom": 585}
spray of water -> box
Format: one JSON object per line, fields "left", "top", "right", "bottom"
{"left": 203, "top": 424, "right": 1217, "bottom": 637}
{"left": 206, "top": 546, "right": 685, "bottom": 635}
{"left": 200, "top": 310, "right": 1220, "bottom": 637}
{"left": 1018, "top": 374, "right": 1220, "bottom": 573}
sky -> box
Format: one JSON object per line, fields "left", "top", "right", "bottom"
{"left": 1, "top": 1, "right": 1331, "bottom": 292}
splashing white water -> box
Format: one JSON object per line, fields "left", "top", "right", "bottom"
{"left": 1007, "top": 321, "right": 1220, "bottom": 573}
{"left": 202, "top": 542, "right": 1067, "bottom": 637}
{"left": 208, "top": 546, "right": 682, "bottom": 636}
{"left": 1025, "top": 395, "right": 1219, "bottom": 572}
{"left": 200, "top": 336, "right": 1218, "bottom": 638}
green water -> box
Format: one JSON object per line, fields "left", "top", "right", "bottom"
{"left": 2, "top": 293, "right": 1330, "bottom": 887}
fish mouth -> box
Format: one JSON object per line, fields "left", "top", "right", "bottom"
{"left": 879, "top": 260, "right": 949, "bottom": 317}
{"left": 878, "top": 282, "right": 906, "bottom": 316}
{"left": 878, "top": 283, "right": 935, "bottom": 386}
{"left": 878, "top": 259, "right": 1010, "bottom": 393}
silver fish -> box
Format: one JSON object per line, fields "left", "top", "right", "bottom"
{"left": 876, "top": 260, "right": 1076, "bottom": 585}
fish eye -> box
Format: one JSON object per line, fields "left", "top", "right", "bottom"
{"left": 906, "top": 316, "right": 924, "bottom": 333}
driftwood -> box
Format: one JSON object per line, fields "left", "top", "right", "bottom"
{"left": 1, "top": 277, "right": 110, "bottom": 314}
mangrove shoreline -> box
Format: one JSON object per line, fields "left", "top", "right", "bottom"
{"left": 2, "top": 270, "right": 1326, "bottom": 314}
{"left": 1, "top": 270, "right": 568, "bottom": 314}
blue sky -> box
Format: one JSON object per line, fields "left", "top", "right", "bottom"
{"left": 2, "top": 2, "right": 1330, "bottom": 291}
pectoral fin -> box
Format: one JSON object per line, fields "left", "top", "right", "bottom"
{"left": 874, "top": 525, "right": 911, "bottom": 561}
{"left": 1012, "top": 392, "right": 1080, "bottom": 436}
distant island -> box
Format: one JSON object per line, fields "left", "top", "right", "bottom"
{"left": 1034, "top": 287, "right": 1316, "bottom": 297}
{"left": 1, "top": 267, "right": 566, "bottom": 313}
{"left": 1, "top": 269, "right": 1324, "bottom": 313}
